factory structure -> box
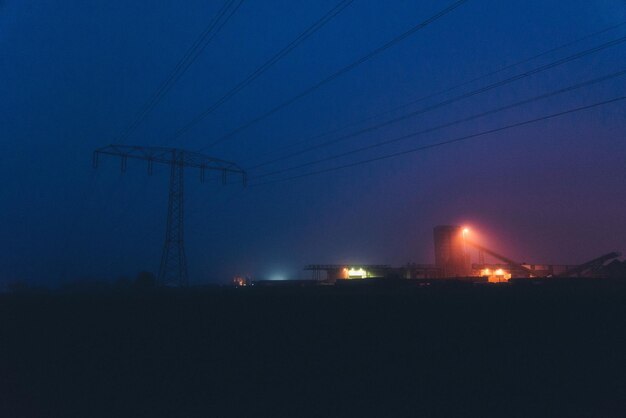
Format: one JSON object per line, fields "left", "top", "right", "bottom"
{"left": 303, "top": 225, "right": 623, "bottom": 284}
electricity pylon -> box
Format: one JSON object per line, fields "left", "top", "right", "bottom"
{"left": 93, "top": 145, "right": 246, "bottom": 287}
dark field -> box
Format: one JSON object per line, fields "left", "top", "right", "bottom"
{"left": 2, "top": 282, "right": 626, "bottom": 417}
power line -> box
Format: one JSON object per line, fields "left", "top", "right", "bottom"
{"left": 250, "top": 95, "right": 626, "bottom": 187}
{"left": 200, "top": 0, "right": 470, "bottom": 151}
{"left": 102, "top": 1, "right": 244, "bottom": 246}
{"left": 252, "top": 68, "right": 626, "bottom": 179}
{"left": 117, "top": 0, "right": 244, "bottom": 143}
{"left": 106, "top": 1, "right": 344, "bottom": 251}
{"left": 249, "top": 19, "right": 626, "bottom": 168}
{"left": 249, "top": 33, "right": 626, "bottom": 170}
{"left": 167, "top": 0, "right": 355, "bottom": 144}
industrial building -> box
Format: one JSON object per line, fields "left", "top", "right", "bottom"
{"left": 304, "top": 225, "right": 622, "bottom": 284}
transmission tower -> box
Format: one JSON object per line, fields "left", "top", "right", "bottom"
{"left": 93, "top": 145, "right": 246, "bottom": 287}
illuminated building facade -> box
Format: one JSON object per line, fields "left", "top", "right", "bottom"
{"left": 304, "top": 265, "right": 391, "bottom": 281}
{"left": 479, "top": 268, "right": 512, "bottom": 283}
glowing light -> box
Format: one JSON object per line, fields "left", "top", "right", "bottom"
{"left": 480, "top": 267, "right": 511, "bottom": 283}
{"left": 462, "top": 227, "right": 470, "bottom": 235}
{"left": 347, "top": 267, "right": 367, "bottom": 279}
{"left": 484, "top": 268, "right": 512, "bottom": 283}
{"left": 233, "top": 276, "right": 248, "bottom": 287}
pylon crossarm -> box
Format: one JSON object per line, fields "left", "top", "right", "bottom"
{"left": 92, "top": 144, "right": 247, "bottom": 287}
{"left": 94, "top": 144, "right": 246, "bottom": 185}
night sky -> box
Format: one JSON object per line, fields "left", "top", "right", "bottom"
{"left": 2, "top": 0, "right": 626, "bottom": 285}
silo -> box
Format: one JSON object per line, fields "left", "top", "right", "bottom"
{"left": 433, "top": 225, "right": 470, "bottom": 277}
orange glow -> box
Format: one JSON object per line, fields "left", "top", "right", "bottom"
{"left": 233, "top": 277, "right": 247, "bottom": 287}
{"left": 480, "top": 268, "right": 511, "bottom": 283}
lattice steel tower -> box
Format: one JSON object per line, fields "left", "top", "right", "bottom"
{"left": 93, "top": 145, "right": 246, "bottom": 287}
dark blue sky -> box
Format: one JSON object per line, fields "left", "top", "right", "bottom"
{"left": 2, "top": 0, "right": 626, "bottom": 285}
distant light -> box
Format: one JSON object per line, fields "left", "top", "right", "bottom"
{"left": 462, "top": 227, "right": 470, "bottom": 235}
{"left": 270, "top": 274, "right": 286, "bottom": 281}
{"left": 347, "top": 267, "right": 367, "bottom": 279}
{"left": 481, "top": 268, "right": 511, "bottom": 283}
